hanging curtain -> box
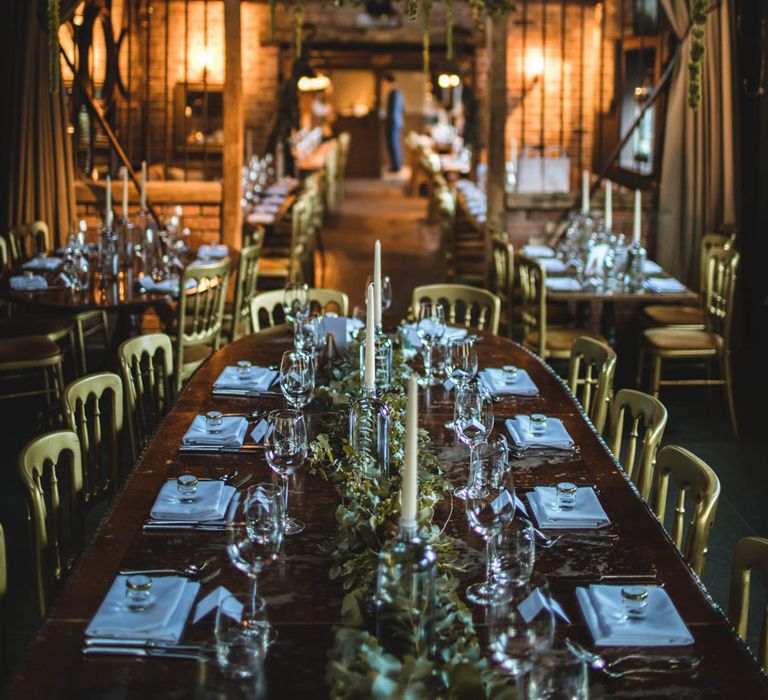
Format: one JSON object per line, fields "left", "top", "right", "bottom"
{"left": 0, "top": 0, "right": 80, "bottom": 249}
{"left": 656, "top": 0, "right": 736, "bottom": 285}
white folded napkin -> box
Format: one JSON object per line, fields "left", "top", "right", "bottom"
{"left": 402, "top": 322, "right": 468, "bottom": 349}
{"left": 213, "top": 366, "right": 277, "bottom": 393}
{"left": 522, "top": 245, "right": 556, "bottom": 259}
{"left": 9, "top": 274, "right": 48, "bottom": 291}
{"left": 576, "top": 585, "right": 694, "bottom": 647}
{"left": 545, "top": 277, "right": 582, "bottom": 292}
{"left": 197, "top": 244, "right": 229, "bottom": 260}
{"left": 262, "top": 195, "right": 286, "bottom": 206}
{"left": 150, "top": 480, "right": 236, "bottom": 521}
{"left": 527, "top": 487, "right": 610, "bottom": 529}
{"left": 137, "top": 276, "right": 196, "bottom": 296}
{"left": 247, "top": 212, "right": 275, "bottom": 225}
{"left": 255, "top": 203, "right": 280, "bottom": 214}
{"left": 22, "top": 256, "right": 61, "bottom": 271}
{"left": 645, "top": 277, "right": 687, "bottom": 294}
{"left": 505, "top": 415, "right": 574, "bottom": 450}
{"left": 86, "top": 575, "right": 200, "bottom": 643}
{"left": 479, "top": 368, "right": 539, "bottom": 397}
{"left": 182, "top": 415, "right": 248, "bottom": 448}
{"left": 540, "top": 258, "right": 568, "bottom": 273}
{"left": 642, "top": 260, "right": 663, "bottom": 274}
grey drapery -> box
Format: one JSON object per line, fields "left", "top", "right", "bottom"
{"left": 1, "top": 0, "right": 79, "bottom": 248}
{"left": 657, "top": 0, "right": 736, "bottom": 286}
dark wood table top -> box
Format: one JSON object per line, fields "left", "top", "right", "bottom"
{"left": 8, "top": 325, "right": 767, "bottom": 698}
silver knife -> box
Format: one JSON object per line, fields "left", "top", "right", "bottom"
{"left": 142, "top": 523, "right": 226, "bottom": 532}
{"left": 82, "top": 646, "right": 201, "bottom": 660}
{"left": 85, "top": 638, "right": 202, "bottom": 651}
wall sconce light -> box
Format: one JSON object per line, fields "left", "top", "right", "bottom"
{"left": 298, "top": 74, "right": 331, "bottom": 92}
{"left": 437, "top": 73, "right": 461, "bottom": 89}
{"left": 524, "top": 48, "right": 545, "bottom": 79}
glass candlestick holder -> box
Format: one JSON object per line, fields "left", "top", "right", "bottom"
{"left": 375, "top": 523, "right": 437, "bottom": 658}
{"left": 625, "top": 241, "right": 647, "bottom": 293}
{"left": 358, "top": 332, "right": 393, "bottom": 393}
{"left": 349, "top": 385, "right": 390, "bottom": 479}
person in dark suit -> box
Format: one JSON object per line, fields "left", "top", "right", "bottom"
{"left": 383, "top": 73, "right": 404, "bottom": 172}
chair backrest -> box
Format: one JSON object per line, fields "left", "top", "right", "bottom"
{"left": 516, "top": 255, "right": 547, "bottom": 356}
{"left": 63, "top": 372, "right": 124, "bottom": 502}
{"left": 250, "top": 288, "right": 349, "bottom": 332}
{"left": 9, "top": 221, "right": 50, "bottom": 264}
{"left": 176, "top": 259, "right": 231, "bottom": 389}
{"left": 244, "top": 225, "right": 266, "bottom": 252}
{"left": 338, "top": 131, "right": 351, "bottom": 174}
{"left": 607, "top": 388, "right": 668, "bottom": 500}
{"left": 651, "top": 445, "right": 720, "bottom": 576}
{"left": 118, "top": 333, "right": 174, "bottom": 463}
{"left": 18, "top": 430, "right": 83, "bottom": 616}
{"left": 489, "top": 234, "right": 514, "bottom": 336}
{"left": 567, "top": 337, "right": 616, "bottom": 434}
{"left": 0, "top": 235, "right": 8, "bottom": 269}
{"left": 436, "top": 186, "right": 457, "bottom": 276}
{"left": 699, "top": 232, "right": 730, "bottom": 293}
{"left": 412, "top": 284, "right": 501, "bottom": 335}
{"left": 703, "top": 247, "right": 740, "bottom": 341}
{"left": 231, "top": 245, "right": 261, "bottom": 341}
{"left": 729, "top": 536, "right": 768, "bottom": 668}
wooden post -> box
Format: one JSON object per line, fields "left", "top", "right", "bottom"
{"left": 486, "top": 15, "right": 508, "bottom": 242}
{"left": 222, "top": 0, "right": 243, "bottom": 251}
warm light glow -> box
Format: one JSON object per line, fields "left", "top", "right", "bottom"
{"left": 525, "top": 48, "right": 545, "bottom": 78}
{"left": 197, "top": 48, "right": 211, "bottom": 71}
{"left": 73, "top": 13, "right": 84, "bottom": 26}
{"left": 297, "top": 74, "right": 331, "bottom": 92}
{"left": 437, "top": 73, "right": 461, "bottom": 89}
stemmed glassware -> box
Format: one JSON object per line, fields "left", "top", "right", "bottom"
{"left": 283, "top": 282, "right": 309, "bottom": 335}
{"left": 453, "top": 383, "right": 494, "bottom": 499}
{"left": 464, "top": 434, "right": 514, "bottom": 605}
{"left": 416, "top": 301, "right": 446, "bottom": 385}
{"left": 444, "top": 338, "right": 479, "bottom": 429}
{"left": 226, "top": 483, "right": 284, "bottom": 642}
{"left": 365, "top": 274, "right": 393, "bottom": 311}
{"left": 265, "top": 409, "right": 308, "bottom": 535}
{"left": 279, "top": 350, "right": 315, "bottom": 409}
{"left": 294, "top": 314, "right": 322, "bottom": 356}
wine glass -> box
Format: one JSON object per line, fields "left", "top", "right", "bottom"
{"left": 226, "top": 483, "right": 284, "bottom": 638}
{"left": 265, "top": 409, "right": 308, "bottom": 535}
{"left": 279, "top": 350, "right": 315, "bottom": 409}
{"left": 444, "top": 338, "right": 479, "bottom": 429}
{"left": 453, "top": 383, "right": 494, "bottom": 499}
{"left": 283, "top": 282, "right": 309, "bottom": 329}
{"left": 416, "top": 301, "right": 446, "bottom": 385}
{"left": 350, "top": 305, "right": 367, "bottom": 341}
{"left": 488, "top": 577, "right": 556, "bottom": 679}
{"left": 295, "top": 314, "right": 322, "bottom": 356}
{"left": 366, "top": 274, "right": 393, "bottom": 311}
{"left": 465, "top": 434, "right": 514, "bottom": 605}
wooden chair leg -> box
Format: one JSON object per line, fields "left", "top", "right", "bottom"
{"left": 721, "top": 351, "right": 739, "bottom": 439}
{"left": 650, "top": 354, "right": 663, "bottom": 398}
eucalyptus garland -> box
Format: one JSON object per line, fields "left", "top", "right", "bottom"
{"left": 308, "top": 339, "right": 516, "bottom": 699}
{"left": 687, "top": 0, "right": 708, "bottom": 109}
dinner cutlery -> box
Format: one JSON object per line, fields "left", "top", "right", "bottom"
{"left": 218, "top": 410, "right": 264, "bottom": 421}
{"left": 82, "top": 645, "right": 202, "bottom": 660}
{"left": 85, "top": 639, "right": 203, "bottom": 652}
{"left": 119, "top": 556, "right": 215, "bottom": 579}
{"left": 142, "top": 522, "right": 227, "bottom": 532}
{"left": 565, "top": 639, "right": 699, "bottom": 678}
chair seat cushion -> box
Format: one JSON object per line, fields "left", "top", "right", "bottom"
{"left": 0, "top": 315, "right": 72, "bottom": 340}
{"left": 0, "top": 335, "right": 61, "bottom": 363}
{"left": 643, "top": 328, "right": 722, "bottom": 352}
{"left": 525, "top": 328, "right": 607, "bottom": 353}
{"left": 644, "top": 304, "right": 704, "bottom": 326}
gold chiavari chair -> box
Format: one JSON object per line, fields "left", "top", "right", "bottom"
{"left": 729, "top": 536, "right": 768, "bottom": 668}
{"left": 8, "top": 221, "right": 50, "bottom": 264}
{"left": 63, "top": 372, "right": 123, "bottom": 502}
{"left": 412, "top": 284, "right": 501, "bottom": 335}
{"left": 643, "top": 232, "right": 734, "bottom": 329}
{"left": 638, "top": 247, "right": 740, "bottom": 437}
{"left": 567, "top": 337, "right": 617, "bottom": 434}
{"left": 227, "top": 244, "right": 261, "bottom": 342}
{"left": 607, "top": 388, "right": 668, "bottom": 500}
{"left": 517, "top": 255, "right": 606, "bottom": 360}
{"left": 489, "top": 234, "right": 514, "bottom": 338}
{"left": 650, "top": 445, "right": 720, "bottom": 577}
{"left": 18, "top": 430, "right": 84, "bottom": 616}
{"left": 0, "top": 336, "right": 66, "bottom": 425}
{"left": 173, "top": 258, "right": 231, "bottom": 391}
{"left": 436, "top": 185, "right": 457, "bottom": 280}
{"left": 118, "top": 333, "right": 174, "bottom": 463}
{"left": 259, "top": 196, "right": 313, "bottom": 288}
{"left": 250, "top": 288, "right": 349, "bottom": 332}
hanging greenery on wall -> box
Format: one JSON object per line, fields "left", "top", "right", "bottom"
{"left": 687, "top": 0, "right": 707, "bottom": 109}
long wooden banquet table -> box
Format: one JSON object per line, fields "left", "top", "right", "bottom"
{"left": 9, "top": 325, "right": 768, "bottom": 698}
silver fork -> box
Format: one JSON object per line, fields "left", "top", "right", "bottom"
{"left": 566, "top": 638, "right": 699, "bottom": 678}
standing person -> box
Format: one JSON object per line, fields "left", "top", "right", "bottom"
{"left": 383, "top": 73, "right": 404, "bottom": 173}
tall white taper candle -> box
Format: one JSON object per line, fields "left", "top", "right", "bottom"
{"left": 122, "top": 167, "right": 129, "bottom": 219}
{"left": 364, "top": 283, "right": 376, "bottom": 389}
{"left": 632, "top": 190, "right": 642, "bottom": 244}
{"left": 605, "top": 180, "right": 612, "bottom": 231}
{"left": 401, "top": 374, "right": 419, "bottom": 526}
{"left": 374, "top": 240, "right": 382, "bottom": 328}
{"left": 105, "top": 175, "right": 113, "bottom": 229}
{"left": 140, "top": 161, "right": 147, "bottom": 211}
{"left": 581, "top": 169, "right": 590, "bottom": 214}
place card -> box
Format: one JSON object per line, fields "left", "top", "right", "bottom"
{"left": 518, "top": 587, "right": 570, "bottom": 624}
{"left": 320, "top": 315, "right": 350, "bottom": 353}
{"left": 193, "top": 586, "right": 241, "bottom": 624}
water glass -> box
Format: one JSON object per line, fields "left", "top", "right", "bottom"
{"left": 282, "top": 281, "right": 309, "bottom": 325}
{"left": 415, "top": 301, "right": 446, "bottom": 385}
{"left": 491, "top": 518, "right": 535, "bottom": 593}
{"left": 524, "top": 650, "right": 589, "bottom": 700}
{"left": 205, "top": 411, "right": 224, "bottom": 433}
{"left": 265, "top": 409, "right": 308, "bottom": 535}
{"left": 176, "top": 474, "right": 199, "bottom": 502}
{"left": 237, "top": 360, "right": 253, "bottom": 380}
{"left": 295, "top": 314, "right": 322, "bottom": 355}
{"left": 530, "top": 414, "right": 548, "bottom": 436}
{"left": 621, "top": 585, "right": 649, "bottom": 620}
{"left": 365, "top": 274, "right": 393, "bottom": 311}
{"left": 453, "top": 383, "right": 494, "bottom": 499}
{"left": 555, "top": 482, "right": 577, "bottom": 511}
{"left": 446, "top": 338, "right": 479, "bottom": 388}
{"left": 488, "top": 578, "right": 556, "bottom": 679}
{"left": 124, "top": 575, "right": 153, "bottom": 611}
{"left": 279, "top": 350, "right": 315, "bottom": 409}
{"left": 216, "top": 593, "right": 269, "bottom": 679}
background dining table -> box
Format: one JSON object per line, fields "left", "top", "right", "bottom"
{"left": 7, "top": 324, "right": 767, "bottom": 698}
